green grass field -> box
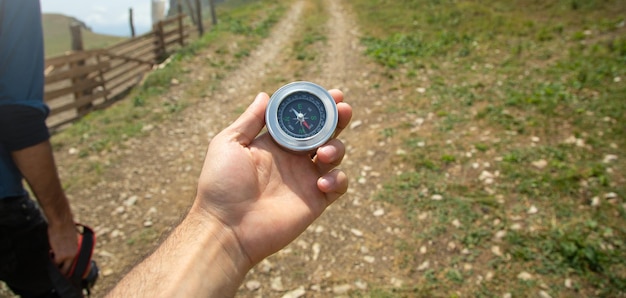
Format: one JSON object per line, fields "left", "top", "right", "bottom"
{"left": 42, "top": 14, "right": 126, "bottom": 57}
{"left": 45, "top": 0, "right": 625, "bottom": 296}
{"left": 352, "top": 0, "right": 625, "bottom": 296}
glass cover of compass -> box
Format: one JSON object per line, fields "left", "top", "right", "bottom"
{"left": 266, "top": 81, "right": 338, "bottom": 152}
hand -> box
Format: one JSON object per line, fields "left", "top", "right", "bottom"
{"left": 48, "top": 219, "right": 78, "bottom": 276}
{"left": 193, "top": 89, "right": 352, "bottom": 266}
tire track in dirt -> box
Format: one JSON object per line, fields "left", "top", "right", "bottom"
{"left": 237, "top": 0, "right": 413, "bottom": 296}
{"left": 61, "top": 1, "right": 307, "bottom": 295}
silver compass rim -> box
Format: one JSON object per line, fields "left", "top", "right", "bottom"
{"left": 266, "top": 81, "right": 338, "bottom": 152}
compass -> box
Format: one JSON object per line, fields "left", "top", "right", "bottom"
{"left": 266, "top": 81, "right": 338, "bottom": 152}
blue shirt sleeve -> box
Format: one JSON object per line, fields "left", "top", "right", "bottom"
{"left": 0, "top": 0, "right": 49, "bottom": 115}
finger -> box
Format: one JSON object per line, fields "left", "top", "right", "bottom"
{"left": 317, "top": 169, "right": 349, "bottom": 205}
{"left": 57, "top": 257, "right": 73, "bottom": 276}
{"left": 314, "top": 139, "right": 345, "bottom": 174}
{"left": 328, "top": 90, "right": 352, "bottom": 138}
{"left": 228, "top": 92, "right": 270, "bottom": 146}
{"left": 334, "top": 102, "right": 352, "bottom": 138}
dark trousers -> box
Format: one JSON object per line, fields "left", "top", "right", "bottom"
{"left": 0, "top": 195, "right": 58, "bottom": 298}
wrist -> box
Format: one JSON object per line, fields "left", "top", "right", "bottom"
{"left": 170, "top": 203, "right": 252, "bottom": 296}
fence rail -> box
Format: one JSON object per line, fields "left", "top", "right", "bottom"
{"left": 44, "top": 14, "right": 194, "bottom": 129}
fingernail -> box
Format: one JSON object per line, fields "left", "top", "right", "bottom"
{"left": 319, "top": 145, "right": 336, "bottom": 157}
{"left": 319, "top": 176, "right": 335, "bottom": 189}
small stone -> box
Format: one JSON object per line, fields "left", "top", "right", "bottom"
{"left": 452, "top": 219, "right": 462, "bottom": 228}
{"left": 102, "top": 268, "right": 114, "bottom": 276}
{"left": 68, "top": 147, "right": 79, "bottom": 155}
{"left": 110, "top": 229, "right": 122, "bottom": 238}
{"left": 615, "top": 77, "right": 622, "bottom": 83}
{"left": 431, "top": 194, "right": 443, "bottom": 201}
{"left": 539, "top": 290, "right": 552, "bottom": 298}
{"left": 591, "top": 196, "right": 601, "bottom": 207}
{"left": 282, "top": 286, "right": 306, "bottom": 298}
{"left": 143, "top": 220, "right": 153, "bottom": 227}
{"left": 517, "top": 271, "right": 533, "bottom": 280}
{"left": 271, "top": 277, "right": 284, "bottom": 291}
{"left": 373, "top": 209, "right": 385, "bottom": 217}
{"left": 528, "top": 205, "right": 538, "bottom": 214}
{"left": 170, "top": 78, "right": 179, "bottom": 85}
{"left": 604, "top": 192, "right": 618, "bottom": 199}
{"left": 350, "top": 229, "right": 364, "bottom": 237}
{"left": 390, "top": 277, "right": 404, "bottom": 287}
{"left": 564, "top": 278, "right": 573, "bottom": 288}
{"left": 395, "top": 149, "right": 406, "bottom": 155}
{"left": 358, "top": 177, "right": 367, "bottom": 184}
{"left": 260, "top": 259, "right": 274, "bottom": 273}
{"left": 503, "top": 293, "right": 512, "bottom": 298}
{"left": 123, "top": 196, "right": 138, "bottom": 206}
{"left": 415, "top": 117, "right": 425, "bottom": 126}
{"left": 485, "top": 271, "right": 494, "bottom": 281}
{"left": 246, "top": 280, "right": 261, "bottom": 291}
{"left": 603, "top": 154, "right": 618, "bottom": 164}
{"left": 141, "top": 124, "right": 154, "bottom": 132}
{"left": 447, "top": 241, "right": 456, "bottom": 251}
{"left": 417, "top": 261, "right": 430, "bottom": 271}
{"left": 354, "top": 280, "right": 368, "bottom": 290}
{"left": 531, "top": 136, "right": 540, "bottom": 142}
{"left": 510, "top": 223, "right": 522, "bottom": 230}
{"left": 332, "top": 284, "right": 351, "bottom": 294}
{"left": 419, "top": 246, "right": 427, "bottom": 254}
{"left": 417, "top": 141, "right": 425, "bottom": 147}
{"left": 491, "top": 245, "right": 503, "bottom": 257}
{"left": 495, "top": 230, "right": 507, "bottom": 240}
{"left": 114, "top": 206, "right": 125, "bottom": 214}
{"left": 312, "top": 243, "right": 321, "bottom": 261}
{"left": 350, "top": 120, "right": 363, "bottom": 130}
{"left": 363, "top": 256, "right": 375, "bottom": 263}
{"left": 416, "top": 87, "right": 426, "bottom": 93}
{"left": 532, "top": 159, "right": 548, "bottom": 169}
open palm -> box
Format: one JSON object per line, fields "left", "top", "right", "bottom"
{"left": 194, "top": 90, "right": 352, "bottom": 265}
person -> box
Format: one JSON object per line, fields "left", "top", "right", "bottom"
{"left": 0, "top": 0, "right": 80, "bottom": 296}
{"left": 107, "top": 90, "right": 353, "bottom": 297}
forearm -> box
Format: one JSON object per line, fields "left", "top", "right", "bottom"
{"left": 108, "top": 203, "right": 251, "bottom": 297}
{"left": 11, "top": 140, "right": 73, "bottom": 226}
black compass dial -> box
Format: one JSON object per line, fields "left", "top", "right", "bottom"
{"left": 277, "top": 91, "right": 327, "bottom": 139}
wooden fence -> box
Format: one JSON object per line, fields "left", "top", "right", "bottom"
{"left": 44, "top": 14, "right": 192, "bottom": 129}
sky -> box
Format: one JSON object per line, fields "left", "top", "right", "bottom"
{"left": 41, "top": 0, "right": 170, "bottom": 37}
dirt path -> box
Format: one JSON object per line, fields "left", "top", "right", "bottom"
{"left": 41, "top": 0, "right": 414, "bottom": 296}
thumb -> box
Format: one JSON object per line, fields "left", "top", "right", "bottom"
{"left": 228, "top": 92, "right": 269, "bottom": 145}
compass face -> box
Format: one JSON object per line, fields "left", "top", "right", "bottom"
{"left": 277, "top": 91, "right": 327, "bottom": 139}
{"left": 266, "top": 81, "right": 338, "bottom": 152}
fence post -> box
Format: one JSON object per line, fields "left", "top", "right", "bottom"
{"left": 194, "top": 0, "right": 203, "bottom": 36}
{"left": 129, "top": 8, "right": 136, "bottom": 37}
{"left": 178, "top": 13, "right": 185, "bottom": 47}
{"left": 95, "top": 52, "right": 108, "bottom": 102}
{"left": 184, "top": 0, "right": 197, "bottom": 26}
{"left": 69, "top": 23, "right": 83, "bottom": 51}
{"left": 153, "top": 21, "right": 166, "bottom": 62}
{"left": 69, "top": 23, "right": 92, "bottom": 114}
{"left": 209, "top": 0, "right": 217, "bottom": 25}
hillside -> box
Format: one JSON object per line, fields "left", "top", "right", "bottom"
{"left": 42, "top": 14, "right": 126, "bottom": 57}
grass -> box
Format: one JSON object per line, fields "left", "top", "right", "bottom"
{"left": 51, "top": 0, "right": 288, "bottom": 190}
{"left": 352, "top": 0, "right": 626, "bottom": 296}
{"left": 43, "top": 14, "right": 126, "bottom": 57}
